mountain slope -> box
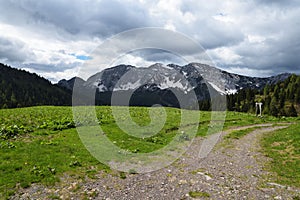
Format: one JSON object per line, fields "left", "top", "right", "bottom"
{"left": 78, "top": 63, "right": 291, "bottom": 95}
{"left": 60, "top": 63, "right": 292, "bottom": 108}
{"left": 58, "top": 77, "right": 85, "bottom": 91}
{"left": 0, "top": 63, "right": 71, "bottom": 108}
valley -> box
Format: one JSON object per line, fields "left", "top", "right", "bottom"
{"left": 1, "top": 1, "right": 300, "bottom": 199}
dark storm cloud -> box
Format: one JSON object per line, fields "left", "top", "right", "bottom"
{"left": 0, "top": 36, "right": 35, "bottom": 63}
{"left": 254, "top": 0, "right": 299, "bottom": 7}
{"left": 22, "top": 62, "right": 81, "bottom": 73}
{"left": 0, "top": 0, "right": 151, "bottom": 38}
{"left": 194, "top": 19, "right": 245, "bottom": 50}
{"left": 117, "top": 28, "right": 206, "bottom": 55}
{"left": 232, "top": 6, "right": 300, "bottom": 74}
{"left": 156, "top": 2, "right": 245, "bottom": 50}
{"left": 128, "top": 49, "right": 186, "bottom": 64}
{"left": 236, "top": 36, "right": 300, "bottom": 74}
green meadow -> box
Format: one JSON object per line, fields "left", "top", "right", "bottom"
{"left": 261, "top": 123, "right": 300, "bottom": 187}
{"left": 0, "top": 106, "right": 299, "bottom": 198}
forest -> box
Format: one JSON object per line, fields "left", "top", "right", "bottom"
{"left": 0, "top": 63, "right": 71, "bottom": 108}
{"left": 226, "top": 74, "right": 300, "bottom": 117}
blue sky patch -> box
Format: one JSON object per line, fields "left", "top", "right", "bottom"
{"left": 71, "top": 53, "right": 92, "bottom": 61}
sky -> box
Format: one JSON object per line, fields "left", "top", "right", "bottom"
{"left": 0, "top": 0, "right": 300, "bottom": 82}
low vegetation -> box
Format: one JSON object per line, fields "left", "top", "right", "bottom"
{"left": 261, "top": 123, "right": 300, "bottom": 187}
{"left": 0, "top": 106, "right": 298, "bottom": 198}
{"left": 188, "top": 191, "right": 211, "bottom": 198}
{"left": 224, "top": 127, "right": 260, "bottom": 140}
{"left": 0, "top": 128, "right": 110, "bottom": 198}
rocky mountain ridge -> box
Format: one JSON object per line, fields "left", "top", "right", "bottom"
{"left": 59, "top": 62, "right": 291, "bottom": 96}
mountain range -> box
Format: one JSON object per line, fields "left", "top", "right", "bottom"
{"left": 58, "top": 63, "right": 291, "bottom": 108}
{"left": 60, "top": 63, "right": 291, "bottom": 94}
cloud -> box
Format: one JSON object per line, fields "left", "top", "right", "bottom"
{"left": 0, "top": 36, "right": 35, "bottom": 63}
{"left": 112, "top": 49, "right": 186, "bottom": 67}
{"left": 149, "top": 0, "right": 245, "bottom": 49}
{"left": 0, "top": 0, "right": 151, "bottom": 38}
{"left": 193, "top": 18, "right": 245, "bottom": 49}
{"left": 253, "top": 0, "right": 299, "bottom": 7}
{"left": 225, "top": 66, "right": 274, "bottom": 78}
{"left": 0, "top": 0, "right": 299, "bottom": 81}
{"left": 22, "top": 66, "right": 81, "bottom": 83}
{"left": 22, "top": 62, "right": 81, "bottom": 73}
{"left": 229, "top": 6, "right": 300, "bottom": 74}
{"left": 77, "top": 27, "right": 210, "bottom": 79}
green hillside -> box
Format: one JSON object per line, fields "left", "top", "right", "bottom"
{"left": 0, "top": 63, "right": 71, "bottom": 108}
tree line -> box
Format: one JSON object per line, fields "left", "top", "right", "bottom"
{"left": 0, "top": 63, "right": 71, "bottom": 108}
{"left": 226, "top": 74, "right": 299, "bottom": 117}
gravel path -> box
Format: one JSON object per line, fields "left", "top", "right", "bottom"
{"left": 13, "top": 124, "right": 300, "bottom": 200}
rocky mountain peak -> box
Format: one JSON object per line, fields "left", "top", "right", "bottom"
{"left": 58, "top": 63, "right": 292, "bottom": 107}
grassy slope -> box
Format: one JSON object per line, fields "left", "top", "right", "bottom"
{"left": 0, "top": 106, "right": 298, "bottom": 198}
{"left": 261, "top": 123, "right": 300, "bottom": 187}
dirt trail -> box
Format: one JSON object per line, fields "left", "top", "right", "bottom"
{"left": 13, "top": 124, "right": 300, "bottom": 199}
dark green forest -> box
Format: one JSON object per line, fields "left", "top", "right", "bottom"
{"left": 0, "top": 63, "right": 71, "bottom": 108}
{"left": 226, "top": 74, "right": 300, "bottom": 117}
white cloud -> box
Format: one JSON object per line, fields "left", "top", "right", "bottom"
{"left": 164, "top": 20, "right": 176, "bottom": 31}
{"left": 247, "top": 35, "right": 266, "bottom": 44}
{"left": 226, "top": 66, "right": 274, "bottom": 77}
{"left": 213, "top": 13, "right": 235, "bottom": 23}
{"left": 111, "top": 54, "right": 154, "bottom": 68}
{"left": 22, "top": 66, "right": 81, "bottom": 83}
{"left": 208, "top": 47, "right": 242, "bottom": 65}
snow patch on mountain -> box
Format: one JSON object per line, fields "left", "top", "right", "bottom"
{"left": 114, "top": 80, "right": 141, "bottom": 91}
{"left": 98, "top": 84, "right": 107, "bottom": 91}
{"left": 159, "top": 77, "right": 190, "bottom": 93}
{"left": 207, "top": 81, "right": 225, "bottom": 95}
{"left": 225, "top": 89, "right": 238, "bottom": 95}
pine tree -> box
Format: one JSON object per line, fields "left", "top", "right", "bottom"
{"left": 279, "top": 92, "right": 285, "bottom": 109}
{"left": 269, "top": 96, "right": 279, "bottom": 117}
{"left": 264, "top": 84, "right": 270, "bottom": 96}
{"left": 295, "top": 87, "right": 300, "bottom": 104}
{"left": 273, "top": 85, "right": 280, "bottom": 99}
{"left": 286, "top": 104, "right": 298, "bottom": 117}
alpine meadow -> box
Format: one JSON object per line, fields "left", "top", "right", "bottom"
{"left": 1, "top": 0, "right": 300, "bottom": 199}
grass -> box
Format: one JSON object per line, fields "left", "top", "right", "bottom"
{"left": 220, "top": 126, "right": 272, "bottom": 149}
{"left": 261, "top": 123, "right": 300, "bottom": 187}
{"left": 0, "top": 129, "right": 109, "bottom": 198}
{"left": 188, "top": 191, "right": 210, "bottom": 198}
{"left": 223, "top": 111, "right": 297, "bottom": 128}
{"left": 0, "top": 106, "right": 298, "bottom": 198}
{"left": 224, "top": 127, "right": 258, "bottom": 140}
